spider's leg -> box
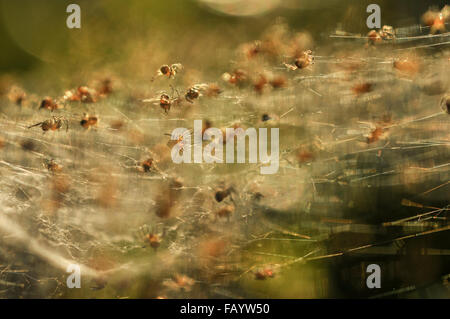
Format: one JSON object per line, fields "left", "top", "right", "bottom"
{"left": 28, "top": 122, "right": 43, "bottom": 129}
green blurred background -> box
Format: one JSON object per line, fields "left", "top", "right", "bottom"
{"left": 0, "top": 0, "right": 447, "bottom": 78}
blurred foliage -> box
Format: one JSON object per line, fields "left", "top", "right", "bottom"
{"left": 0, "top": 0, "right": 447, "bottom": 76}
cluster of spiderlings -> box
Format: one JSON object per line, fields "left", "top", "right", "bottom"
{"left": 0, "top": 5, "right": 449, "bottom": 299}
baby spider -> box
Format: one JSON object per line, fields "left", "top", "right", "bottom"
{"left": 145, "top": 233, "right": 161, "bottom": 249}
{"left": 43, "top": 159, "right": 62, "bottom": 172}
{"left": 393, "top": 58, "right": 421, "bottom": 76}
{"left": 28, "top": 116, "right": 69, "bottom": 132}
{"left": 253, "top": 74, "right": 268, "bottom": 94}
{"left": 284, "top": 50, "right": 314, "bottom": 70}
{"left": 185, "top": 86, "right": 200, "bottom": 103}
{"left": 366, "top": 127, "right": 384, "bottom": 144}
{"left": 367, "top": 30, "right": 382, "bottom": 46}
{"left": 422, "top": 7, "right": 448, "bottom": 34}
{"left": 97, "top": 78, "right": 113, "bottom": 97}
{"left": 204, "top": 83, "right": 222, "bottom": 97}
{"left": 159, "top": 93, "right": 172, "bottom": 113}
{"left": 261, "top": 113, "right": 271, "bottom": 122}
{"left": 136, "top": 225, "right": 162, "bottom": 250}
{"left": 39, "top": 97, "right": 62, "bottom": 111}
{"left": 215, "top": 205, "right": 235, "bottom": 222}
{"left": 165, "top": 128, "right": 191, "bottom": 148}
{"left": 185, "top": 83, "right": 217, "bottom": 102}
{"left": 152, "top": 63, "right": 183, "bottom": 81}
{"left": 160, "top": 92, "right": 184, "bottom": 112}
{"left": 254, "top": 268, "right": 275, "bottom": 280}
{"left": 143, "top": 87, "right": 183, "bottom": 113}
{"left": 367, "top": 25, "right": 395, "bottom": 44}
{"left": 163, "top": 274, "right": 195, "bottom": 292}
{"left": 379, "top": 25, "right": 395, "bottom": 40}
{"left": 269, "top": 75, "right": 287, "bottom": 89}
{"left": 80, "top": 113, "right": 99, "bottom": 129}
{"left": 140, "top": 158, "right": 154, "bottom": 172}
{"left": 64, "top": 86, "right": 97, "bottom": 103}
{"left": 215, "top": 186, "right": 235, "bottom": 202}
{"left": 7, "top": 86, "right": 26, "bottom": 106}
{"left": 222, "top": 69, "right": 249, "bottom": 86}
{"left": 352, "top": 82, "right": 373, "bottom": 96}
